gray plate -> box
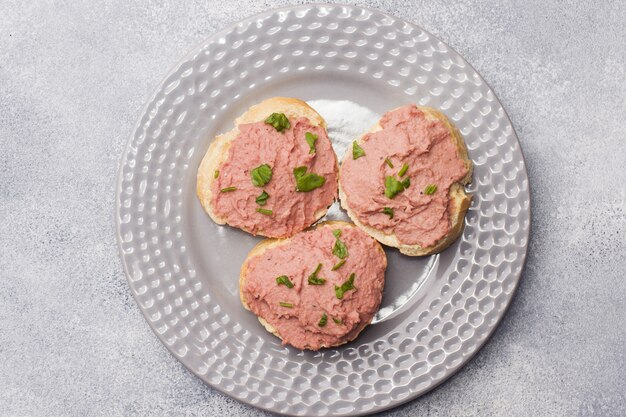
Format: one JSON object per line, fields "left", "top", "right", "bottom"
{"left": 116, "top": 4, "right": 530, "bottom": 416}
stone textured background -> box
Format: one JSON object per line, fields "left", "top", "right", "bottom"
{"left": 1, "top": 1, "right": 624, "bottom": 416}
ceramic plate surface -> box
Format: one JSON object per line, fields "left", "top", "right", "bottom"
{"left": 116, "top": 4, "right": 530, "bottom": 416}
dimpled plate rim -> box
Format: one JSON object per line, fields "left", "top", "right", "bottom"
{"left": 116, "top": 4, "right": 530, "bottom": 416}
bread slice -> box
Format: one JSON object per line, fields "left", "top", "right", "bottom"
{"left": 239, "top": 220, "right": 386, "bottom": 350}
{"left": 339, "top": 106, "right": 473, "bottom": 256}
{"left": 196, "top": 97, "right": 336, "bottom": 237}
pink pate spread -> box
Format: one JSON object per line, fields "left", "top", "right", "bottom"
{"left": 242, "top": 225, "right": 386, "bottom": 350}
{"left": 340, "top": 105, "right": 469, "bottom": 247}
{"left": 212, "top": 117, "right": 338, "bottom": 237}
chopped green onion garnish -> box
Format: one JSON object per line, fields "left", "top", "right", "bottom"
{"left": 279, "top": 301, "right": 293, "bottom": 308}
{"left": 264, "top": 113, "right": 290, "bottom": 132}
{"left": 256, "top": 208, "right": 273, "bottom": 215}
{"left": 220, "top": 186, "right": 237, "bottom": 193}
{"left": 318, "top": 313, "right": 327, "bottom": 327}
{"left": 255, "top": 190, "right": 269, "bottom": 206}
{"left": 352, "top": 141, "right": 365, "bottom": 159}
{"left": 398, "top": 163, "right": 409, "bottom": 177}
{"left": 334, "top": 273, "right": 357, "bottom": 300}
{"left": 424, "top": 184, "right": 438, "bottom": 195}
{"left": 308, "top": 263, "right": 326, "bottom": 285}
{"left": 332, "top": 229, "right": 348, "bottom": 259}
{"left": 305, "top": 132, "right": 318, "bottom": 154}
{"left": 332, "top": 259, "right": 346, "bottom": 271}
{"left": 382, "top": 207, "right": 394, "bottom": 219}
{"left": 332, "top": 238, "right": 348, "bottom": 259}
{"left": 384, "top": 175, "right": 410, "bottom": 199}
{"left": 332, "top": 317, "right": 343, "bottom": 324}
{"left": 308, "top": 276, "right": 326, "bottom": 285}
{"left": 384, "top": 158, "right": 394, "bottom": 168}
{"left": 276, "top": 275, "right": 294, "bottom": 288}
{"left": 251, "top": 164, "right": 272, "bottom": 187}
{"left": 293, "top": 166, "right": 325, "bottom": 192}
{"left": 214, "top": 170, "right": 219, "bottom": 179}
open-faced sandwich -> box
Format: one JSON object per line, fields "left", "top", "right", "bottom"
{"left": 339, "top": 104, "right": 473, "bottom": 256}
{"left": 197, "top": 97, "right": 338, "bottom": 238}
{"left": 240, "top": 221, "right": 387, "bottom": 350}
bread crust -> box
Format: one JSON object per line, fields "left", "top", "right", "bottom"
{"left": 338, "top": 106, "right": 473, "bottom": 256}
{"left": 196, "top": 97, "right": 335, "bottom": 236}
{"left": 239, "top": 220, "right": 386, "bottom": 349}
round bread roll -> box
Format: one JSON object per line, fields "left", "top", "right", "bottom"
{"left": 240, "top": 221, "right": 387, "bottom": 350}
{"left": 197, "top": 97, "right": 338, "bottom": 238}
{"left": 339, "top": 105, "right": 473, "bottom": 256}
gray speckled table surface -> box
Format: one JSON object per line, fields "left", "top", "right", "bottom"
{"left": 1, "top": 1, "right": 624, "bottom": 416}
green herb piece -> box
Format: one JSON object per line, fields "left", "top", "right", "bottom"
{"left": 309, "top": 276, "right": 326, "bottom": 285}
{"left": 334, "top": 273, "right": 357, "bottom": 300}
{"left": 332, "top": 259, "right": 346, "bottom": 271}
{"left": 331, "top": 229, "right": 348, "bottom": 260}
{"left": 279, "top": 301, "right": 294, "bottom": 308}
{"left": 318, "top": 313, "right": 328, "bottom": 327}
{"left": 384, "top": 176, "right": 410, "bottom": 199}
{"left": 352, "top": 141, "right": 365, "bottom": 159}
{"left": 384, "top": 158, "right": 394, "bottom": 168}
{"left": 424, "top": 184, "right": 438, "bottom": 195}
{"left": 220, "top": 186, "right": 237, "bottom": 193}
{"left": 264, "top": 113, "right": 290, "bottom": 132}
{"left": 382, "top": 207, "right": 394, "bottom": 219}
{"left": 251, "top": 164, "right": 272, "bottom": 187}
{"left": 276, "top": 275, "right": 294, "bottom": 288}
{"left": 256, "top": 208, "right": 273, "bottom": 215}
{"left": 311, "top": 263, "right": 322, "bottom": 275}
{"left": 293, "top": 166, "right": 307, "bottom": 178}
{"left": 308, "top": 276, "right": 326, "bottom": 285}
{"left": 332, "top": 317, "right": 343, "bottom": 324}
{"left": 398, "top": 163, "right": 409, "bottom": 177}
{"left": 384, "top": 176, "right": 403, "bottom": 199}
{"left": 332, "top": 239, "right": 348, "bottom": 259}
{"left": 308, "top": 263, "right": 326, "bottom": 285}
{"left": 293, "top": 166, "right": 326, "bottom": 192}
{"left": 255, "top": 191, "right": 269, "bottom": 206}
{"left": 214, "top": 170, "right": 219, "bottom": 179}
{"left": 305, "top": 132, "right": 318, "bottom": 154}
